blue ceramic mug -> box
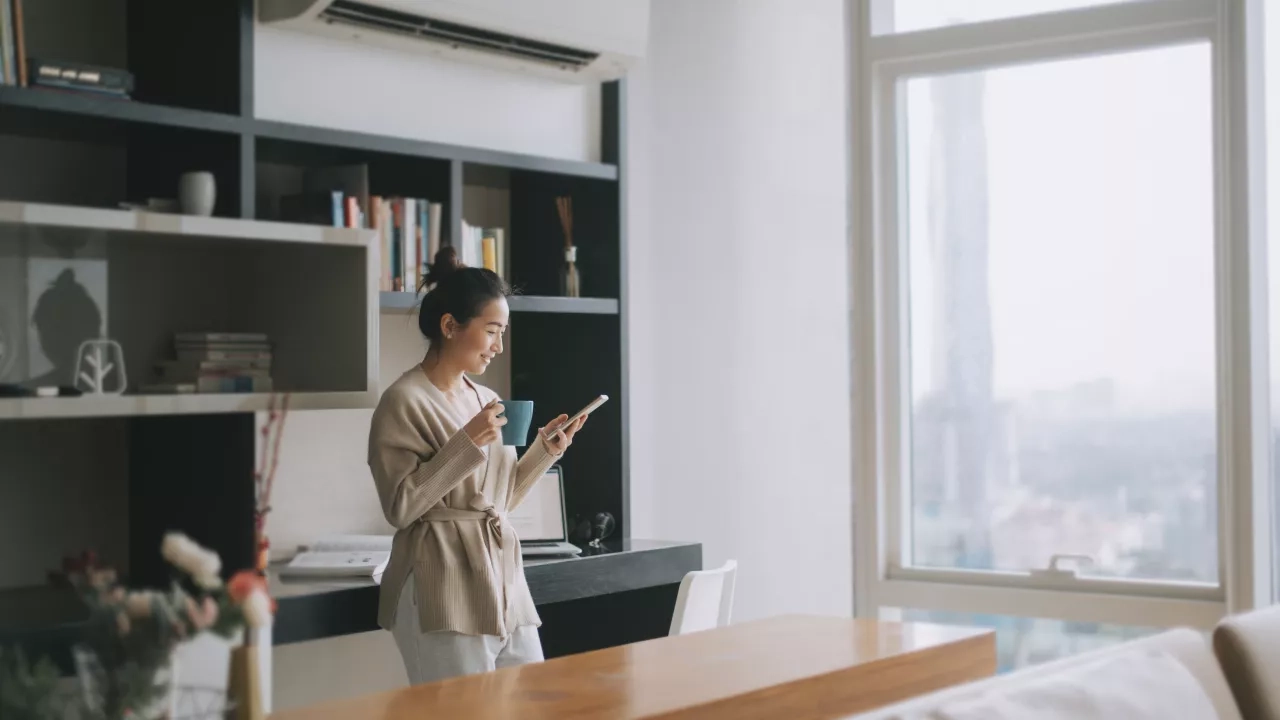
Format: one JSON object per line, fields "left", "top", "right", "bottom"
{"left": 497, "top": 400, "right": 534, "bottom": 447}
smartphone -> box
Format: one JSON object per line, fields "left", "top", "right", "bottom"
{"left": 548, "top": 394, "right": 609, "bottom": 435}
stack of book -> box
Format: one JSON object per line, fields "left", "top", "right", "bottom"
{"left": 372, "top": 196, "right": 444, "bottom": 292}
{"left": 459, "top": 221, "right": 508, "bottom": 281}
{"left": 26, "top": 59, "right": 134, "bottom": 98}
{"left": 144, "top": 332, "right": 274, "bottom": 394}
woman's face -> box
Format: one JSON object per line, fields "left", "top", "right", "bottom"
{"left": 442, "top": 297, "right": 509, "bottom": 375}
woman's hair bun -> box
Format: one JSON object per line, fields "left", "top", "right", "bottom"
{"left": 422, "top": 246, "right": 463, "bottom": 292}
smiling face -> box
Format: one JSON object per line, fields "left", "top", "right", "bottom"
{"left": 440, "top": 297, "right": 509, "bottom": 375}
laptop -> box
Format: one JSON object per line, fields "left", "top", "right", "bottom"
{"left": 512, "top": 466, "right": 582, "bottom": 557}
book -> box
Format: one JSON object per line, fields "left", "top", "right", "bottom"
{"left": 190, "top": 375, "right": 273, "bottom": 393}
{"left": 427, "top": 202, "right": 443, "bottom": 263}
{"left": 403, "top": 198, "right": 417, "bottom": 292}
{"left": 373, "top": 196, "right": 441, "bottom": 292}
{"left": 417, "top": 198, "right": 429, "bottom": 276}
{"left": 279, "top": 535, "right": 393, "bottom": 579}
{"left": 12, "top": 0, "right": 23, "bottom": 87}
{"left": 28, "top": 58, "right": 134, "bottom": 94}
{"left": 344, "top": 196, "right": 360, "bottom": 229}
{"left": 175, "top": 332, "right": 268, "bottom": 344}
{"left": 156, "top": 359, "right": 271, "bottom": 376}
{"left": 390, "top": 198, "right": 402, "bottom": 291}
{"left": 330, "top": 190, "right": 343, "bottom": 227}
{"left": 1, "top": 0, "right": 12, "bottom": 85}
{"left": 175, "top": 346, "right": 271, "bottom": 362}
{"left": 303, "top": 164, "right": 369, "bottom": 228}
{"left": 482, "top": 234, "right": 496, "bottom": 272}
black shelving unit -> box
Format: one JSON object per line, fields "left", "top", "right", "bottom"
{"left": 1, "top": 0, "right": 632, "bottom": 628}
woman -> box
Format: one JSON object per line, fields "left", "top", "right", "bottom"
{"left": 368, "top": 248, "right": 587, "bottom": 684}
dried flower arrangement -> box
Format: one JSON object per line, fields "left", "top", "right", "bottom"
{"left": 253, "top": 393, "right": 290, "bottom": 574}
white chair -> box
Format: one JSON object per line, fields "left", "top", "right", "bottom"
{"left": 668, "top": 560, "right": 738, "bottom": 636}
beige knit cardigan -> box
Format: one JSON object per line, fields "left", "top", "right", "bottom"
{"left": 367, "top": 366, "right": 562, "bottom": 638}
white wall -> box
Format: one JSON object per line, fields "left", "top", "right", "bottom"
{"left": 626, "top": 0, "right": 854, "bottom": 622}
{"left": 255, "top": 26, "right": 601, "bottom": 163}
{"left": 264, "top": 0, "right": 854, "bottom": 704}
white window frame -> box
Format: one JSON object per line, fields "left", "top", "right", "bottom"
{"left": 850, "top": 0, "right": 1274, "bottom": 631}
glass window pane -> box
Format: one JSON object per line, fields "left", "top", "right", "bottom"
{"left": 873, "top": 0, "right": 1163, "bottom": 35}
{"left": 1268, "top": 0, "right": 1280, "bottom": 603}
{"left": 905, "top": 43, "right": 1217, "bottom": 584}
{"left": 892, "top": 608, "right": 1160, "bottom": 673}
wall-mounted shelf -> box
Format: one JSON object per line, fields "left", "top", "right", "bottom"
{"left": 0, "top": 85, "right": 247, "bottom": 135}
{"left": 254, "top": 119, "right": 619, "bottom": 181}
{"left": 0, "top": 201, "right": 374, "bottom": 246}
{"left": 0, "top": 391, "right": 377, "bottom": 421}
{"left": 1, "top": 201, "right": 381, "bottom": 418}
{"left": 380, "top": 291, "right": 619, "bottom": 315}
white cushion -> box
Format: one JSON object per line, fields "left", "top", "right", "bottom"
{"left": 1214, "top": 603, "right": 1280, "bottom": 720}
{"left": 926, "top": 649, "right": 1219, "bottom": 720}
{"left": 848, "top": 629, "right": 1241, "bottom": 720}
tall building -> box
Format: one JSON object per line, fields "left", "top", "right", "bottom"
{"left": 913, "top": 71, "right": 999, "bottom": 568}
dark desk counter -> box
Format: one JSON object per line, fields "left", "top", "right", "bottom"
{"left": 271, "top": 539, "right": 701, "bottom": 646}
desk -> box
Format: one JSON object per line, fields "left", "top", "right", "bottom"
{"left": 270, "top": 615, "right": 996, "bottom": 720}
{"left": 271, "top": 539, "right": 701, "bottom": 657}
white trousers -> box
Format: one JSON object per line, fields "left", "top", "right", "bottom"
{"left": 390, "top": 576, "right": 544, "bottom": 685}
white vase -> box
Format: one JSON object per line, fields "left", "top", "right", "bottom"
{"left": 179, "top": 171, "right": 217, "bottom": 216}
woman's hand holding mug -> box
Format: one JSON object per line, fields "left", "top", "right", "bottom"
{"left": 464, "top": 399, "right": 507, "bottom": 446}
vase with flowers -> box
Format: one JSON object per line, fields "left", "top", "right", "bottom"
{"left": 53, "top": 532, "right": 275, "bottom": 720}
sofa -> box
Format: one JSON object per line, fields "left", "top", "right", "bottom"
{"left": 848, "top": 604, "right": 1280, "bottom": 720}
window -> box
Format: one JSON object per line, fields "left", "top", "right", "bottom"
{"left": 905, "top": 44, "right": 1218, "bottom": 584}
{"left": 854, "top": 0, "right": 1273, "bottom": 659}
{"left": 893, "top": 608, "right": 1159, "bottom": 673}
{"left": 1268, "top": 0, "right": 1280, "bottom": 601}
{"left": 871, "top": 0, "right": 1164, "bottom": 35}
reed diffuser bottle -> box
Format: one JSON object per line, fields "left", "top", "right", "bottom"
{"left": 556, "top": 195, "right": 581, "bottom": 297}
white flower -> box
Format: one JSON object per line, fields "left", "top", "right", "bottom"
{"left": 161, "top": 533, "right": 222, "bottom": 589}
{"left": 242, "top": 589, "right": 273, "bottom": 629}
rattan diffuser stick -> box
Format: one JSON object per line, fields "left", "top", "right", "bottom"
{"left": 555, "top": 195, "right": 580, "bottom": 297}
{"left": 556, "top": 195, "right": 574, "bottom": 249}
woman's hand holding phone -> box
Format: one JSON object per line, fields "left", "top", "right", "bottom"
{"left": 539, "top": 414, "right": 587, "bottom": 454}
{"left": 538, "top": 394, "right": 606, "bottom": 454}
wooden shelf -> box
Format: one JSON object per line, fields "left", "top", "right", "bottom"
{"left": 254, "top": 119, "right": 619, "bottom": 181}
{"left": 380, "top": 292, "right": 619, "bottom": 315}
{"left": 0, "top": 200, "right": 375, "bottom": 246}
{"left": 0, "top": 85, "right": 246, "bottom": 135}
{"left": 0, "top": 391, "right": 379, "bottom": 421}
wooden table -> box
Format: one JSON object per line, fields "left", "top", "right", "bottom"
{"left": 270, "top": 615, "right": 996, "bottom": 720}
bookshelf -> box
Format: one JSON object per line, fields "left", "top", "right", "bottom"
{"left": 0, "top": 0, "right": 632, "bottom": 656}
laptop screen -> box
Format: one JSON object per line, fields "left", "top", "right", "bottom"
{"left": 507, "top": 466, "right": 567, "bottom": 542}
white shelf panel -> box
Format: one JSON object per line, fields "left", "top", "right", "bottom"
{"left": 0, "top": 391, "right": 379, "bottom": 420}
{"left": 0, "top": 201, "right": 376, "bottom": 247}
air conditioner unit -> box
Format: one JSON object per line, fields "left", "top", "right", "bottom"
{"left": 259, "top": 0, "right": 649, "bottom": 84}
